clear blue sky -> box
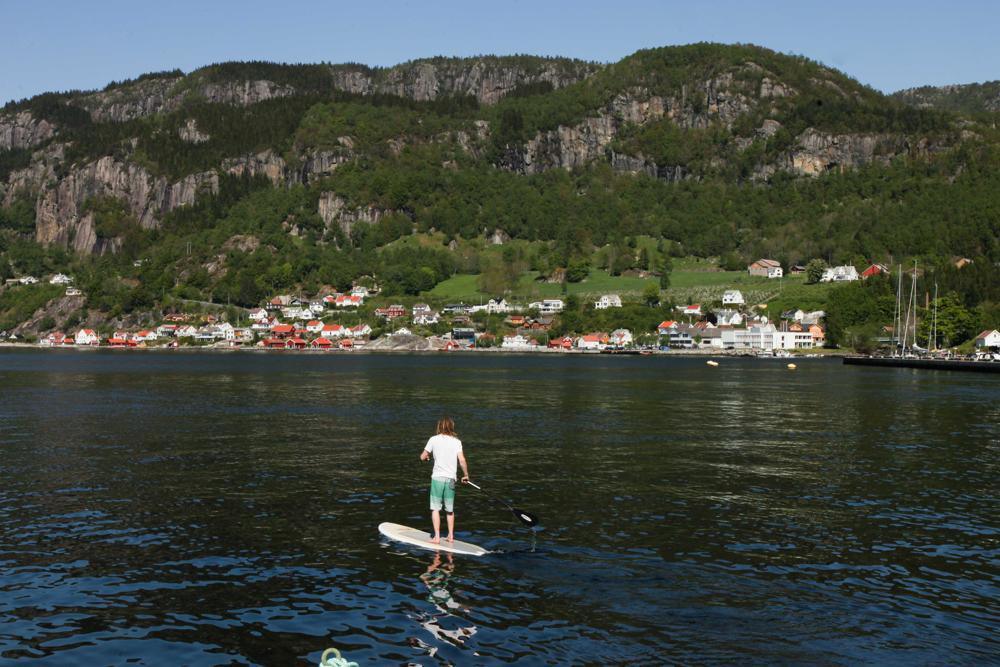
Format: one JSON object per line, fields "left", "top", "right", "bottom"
{"left": 3, "top": 0, "right": 998, "bottom": 105}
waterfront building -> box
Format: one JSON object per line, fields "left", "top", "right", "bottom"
{"left": 75, "top": 329, "right": 99, "bottom": 346}
{"left": 974, "top": 329, "right": 1000, "bottom": 349}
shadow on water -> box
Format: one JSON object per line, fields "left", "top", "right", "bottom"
{"left": 0, "top": 350, "right": 998, "bottom": 664}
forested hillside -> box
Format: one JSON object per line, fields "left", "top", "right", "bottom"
{"left": 1, "top": 43, "right": 998, "bottom": 337}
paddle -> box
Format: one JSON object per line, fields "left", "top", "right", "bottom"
{"left": 464, "top": 480, "right": 539, "bottom": 527}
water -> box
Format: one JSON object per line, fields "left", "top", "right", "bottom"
{"left": 0, "top": 350, "right": 997, "bottom": 665}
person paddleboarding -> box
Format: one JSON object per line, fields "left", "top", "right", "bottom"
{"left": 420, "top": 417, "right": 470, "bottom": 544}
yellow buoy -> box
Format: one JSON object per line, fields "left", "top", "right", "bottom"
{"left": 706, "top": 360, "right": 719, "bottom": 367}
{"left": 787, "top": 363, "right": 797, "bottom": 369}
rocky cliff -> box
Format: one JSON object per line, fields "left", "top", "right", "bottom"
{"left": 892, "top": 81, "right": 1000, "bottom": 114}
{"left": 0, "top": 111, "right": 55, "bottom": 151}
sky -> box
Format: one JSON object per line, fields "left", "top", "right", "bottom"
{"left": 3, "top": 0, "right": 999, "bottom": 105}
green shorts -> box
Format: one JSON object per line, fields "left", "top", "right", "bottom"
{"left": 429, "top": 477, "right": 456, "bottom": 513}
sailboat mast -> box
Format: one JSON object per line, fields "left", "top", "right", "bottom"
{"left": 894, "top": 264, "right": 903, "bottom": 356}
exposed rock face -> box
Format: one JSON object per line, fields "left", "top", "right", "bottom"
{"left": 330, "top": 59, "right": 600, "bottom": 105}
{"left": 178, "top": 118, "right": 210, "bottom": 143}
{"left": 78, "top": 77, "right": 184, "bottom": 123}
{"left": 0, "top": 112, "right": 56, "bottom": 151}
{"left": 318, "top": 192, "right": 396, "bottom": 236}
{"left": 503, "top": 75, "right": 753, "bottom": 175}
{"left": 199, "top": 80, "right": 296, "bottom": 106}
{"left": 224, "top": 147, "right": 354, "bottom": 186}
{"left": 3, "top": 143, "right": 66, "bottom": 203}
{"left": 777, "top": 129, "right": 909, "bottom": 177}
{"left": 32, "top": 157, "right": 218, "bottom": 253}
{"left": 78, "top": 78, "right": 297, "bottom": 123}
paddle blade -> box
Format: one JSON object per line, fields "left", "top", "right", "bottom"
{"left": 513, "top": 508, "right": 539, "bottom": 527}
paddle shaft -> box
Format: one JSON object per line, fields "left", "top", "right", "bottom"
{"left": 465, "top": 481, "right": 538, "bottom": 527}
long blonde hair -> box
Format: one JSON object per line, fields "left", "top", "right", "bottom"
{"left": 436, "top": 417, "right": 456, "bottom": 436}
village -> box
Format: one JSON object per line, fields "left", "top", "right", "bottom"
{"left": 5, "top": 259, "right": 999, "bottom": 358}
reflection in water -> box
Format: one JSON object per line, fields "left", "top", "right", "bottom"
{"left": 410, "top": 552, "right": 477, "bottom": 658}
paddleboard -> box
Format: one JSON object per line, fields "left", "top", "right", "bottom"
{"left": 378, "top": 522, "right": 489, "bottom": 556}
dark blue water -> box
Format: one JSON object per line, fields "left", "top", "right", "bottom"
{"left": 1, "top": 350, "right": 998, "bottom": 664}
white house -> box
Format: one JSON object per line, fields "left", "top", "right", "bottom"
{"left": 306, "top": 320, "right": 324, "bottom": 334}
{"left": 748, "top": 259, "right": 783, "bottom": 279}
{"left": 134, "top": 330, "right": 159, "bottom": 343}
{"left": 350, "top": 323, "right": 372, "bottom": 338}
{"left": 414, "top": 310, "right": 440, "bottom": 326}
{"left": 156, "top": 324, "right": 178, "bottom": 337}
{"left": 773, "top": 330, "right": 815, "bottom": 350}
{"left": 594, "top": 294, "right": 623, "bottom": 309}
{"left": 350, "top": 285, "right": 370, "bottom": 298}
{"left": 576, "top": 334, "right": 604, "bottom": 351}
{"left": 49, "top": 273, "right": 73, "bottom": 285}
{"left": 677, "top": 304, "right": 702, "bottom": 317}
{"left": 215, "top": 322, "right": 236, "bottom": 340}
{"left": 820, "top": 266, "right": 859, "bottom": 282}
{"left": 609, "top": 328, "right": 633, "bottom": 347}
{"left": 722, "top": 290, "right": 745, "bottom": 306}
{"left": 485, "top": 298, "right": 510, "bottom": 314}
{"left": 800, "top": 310, "right": 826, "bottom": 326}
{"left": 18, "top": 276, "right": 39, "bottom": 285}
{"left": 529, "top": 299, "right": 564, "bottom": 314}
{"left": 75, "top": 329, "right": 99, "bottom": 345}
{"left": 501, "top": 334, "right": 532, "bottom": 349}
{"left": 248, "top": 307, "right": 268, "bottom": 320}
{"left": 975, "top": 329, "right": 1000, "bottom": 349}
{"left": 309, "top": 301, "right": 325, "bottom": 314}
{"left": 176, "top": 325, "right": 199, "bottom": 338}
{"left": 322, "top": 323, "right": 346, "bottom": 338}
{"left": 656, "top": 320, "right": 678, "bottom": 336}
{"left": 714, "top": 309, "right": 743, "bottom": 326}
{"left": 65, "top": 287, "right": 83, "bottom": 297}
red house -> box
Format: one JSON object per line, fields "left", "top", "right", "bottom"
{"left": 286, "top": 337, "right": 307, "bottom": 349}
{"left": 861, "top": 264, "right": 889, "bottom": 279}
{"left": 310, "top": 337, "right": 333, "bottom": 349}
{"left": 271, "top": 323, "right": 295, "bottom": 338}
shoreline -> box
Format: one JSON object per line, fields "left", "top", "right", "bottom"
{"left": 0, "top": 341, "right": 844, "bottom": 358}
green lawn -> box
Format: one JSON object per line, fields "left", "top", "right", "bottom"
{"left": 427, "top": 268, "right": 837, "bottom": 312}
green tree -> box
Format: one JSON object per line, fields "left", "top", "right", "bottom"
{"left": 658, "top": 255, "right": 673, "bottom": 290}
{"left": 806, "top": 259, "right": 828, "bottom": 284}
{"left": 643, "top": 282, "right": 661, "bottom": 306}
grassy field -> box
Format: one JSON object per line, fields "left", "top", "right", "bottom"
{"left": 427, "top": 269, "right": 839, "bottom": 313}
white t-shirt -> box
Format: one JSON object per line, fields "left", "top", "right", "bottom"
{"left": 424, "top": 434, "right": 463, "bottom": 480}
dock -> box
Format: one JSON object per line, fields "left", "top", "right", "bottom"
{"left": 843, "top": 356, "right": 1000, "bottom": 374}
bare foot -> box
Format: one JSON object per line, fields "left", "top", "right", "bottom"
{"left": 430, "top": 536, "right": 440, "bottom": 544}
{"left": 446, "top": 535, "right": 454, "bottom": 543}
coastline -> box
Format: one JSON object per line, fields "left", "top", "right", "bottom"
{"left": 0, "top": 341, "right": 844, "bottom": 358}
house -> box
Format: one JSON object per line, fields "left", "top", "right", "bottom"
{"left": 576, "top": 334, "right": 604, "bottom": 351}
{"left": 528, "top": 299, "right": 564, "bottom": 314}
{"left": 271, "top": 323, "right": 295, "bottom": 338}
{"left": 506, "top": 314, "right": 527, "bottom": 327}
{"left": 773, "top": 330, "right": 816, "bottom": 350}
{"left": 391, "top": 327, "right": 413, "bottom": 336}
{"left": 594, "top": 294, "right": 623, "bottom": 309}
{"left": 156, "top": 324, "right": 178, "bottom": 337}
{"left": 412, "top": 303, "right": 432, "bottom": 317}
{"left": 666, "top": 325, "right": 694, "bottom": 348}
{"left": 694, "top": 328, "right": 724, "bottom": 348}
{"left": 310, "top": 337, "right": 333, "bottom": 349}
{"left": 501, "top": 334, "right": 532, "bottom": 349}
{"left": 820, "top": 266, "right": 859, "bottom": 282}
{"left": 75, "top": 329, "right": 99, "bottom": 346}
{"left": 17, "top": 275, "right": 39, "bottom": 285}
{"left": 233, "top": 328, "right": 254, "bottom": 343}
{"left": 65, "top": 287, "right": 83, "bottom": 297}
{"left": 722, "top": 290, "right": 745, "bottom": 306}
{"left": 350, "top": 323, "right": 372, "bottom": 338}
{"left": 800, "top": 310, "right": 825, "bottom": 326}
{"left": 748, "top": 259, "right": 783, "bottom": 279}
{"left": 657, "top": 320, "right": 678, "bottom": 336}
{"left": 714, "top": 309, "right": 743, "bottom": 326}
{"left": 339, "top": 337, "right": 355, "bottom": 349}
{"left": 334, "top": 294, "right": 364, "bottom": 308}
{"left": 789, "top": 265, "right": 807, "bottom": 274}
{"left": 306, "top": 320, "right": 324, "bottom": 334}
{"left": 350, "top": 285, "right": 370, "bottom": 298}
{"left": 443, "top": 303, "right": 472, "bottom": 314}
{"left": 609, "top": 328, "right": 633, "bottom": 347}
{"left": 248, "top": 307, "right": 268, "bottom": 320}
{"left": 452, "top": 327, "right": 476, "bottom": 342}
{"left": 677, "top": 304, "right": 702, "bottom": 317}
{"left": 176, "top": 325, "right": 198, "bottom": 338}
{"left": 285, "top": 337, "right": 307, "bottom": 349}
{"left": 414, "top": 311, "right": 440, "bottom": 326}
{"left": 40, "top": 332, "right": 67, "bottom": 346}
{"left": 262, "top": 338, "right": 286, "bottom": 349}
{"left": 548, "top": 336, "right": 574, "bottom": 349}
{"left": 375, "top": 304, "right": 407, "bottom": 319}
{"left": 215, "top": 323, "right": 235, "bottom": 340}
{"left": 309, "top": 301, "right": 325, "bottom": 314}
{"left": 809, "top": 324, "right": 825, "bottom": 344}
{"left": 974, "top": 330, "right": 1000, "bottom": 349}
{"left": 861, "top": 264, "right": 889, "bottom": 279}
{"left": 49, "top": 273, "right": 73, "bottom": 285}
{"left": 107, "top": 337, "right": 131, "bottom": 347}
{"left": 134, "top": 330, "right": 158, "bottom": 343}
{"left": 472, "top": 298, "right": 510, "bottom": 314}
{"left": 322, "top": 323, "right": 345, "bottom": 338}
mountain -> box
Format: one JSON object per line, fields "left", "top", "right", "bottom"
{"left": 891, "top": 81, "right": 1000, "bottom": 114}
{"left": 0, "top": 43, "right": 998, "bottom": 330}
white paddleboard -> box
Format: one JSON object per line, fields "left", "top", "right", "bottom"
{"left": 378, "top": 522, "right": 489, "bottom": 556}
